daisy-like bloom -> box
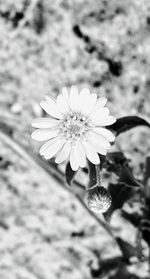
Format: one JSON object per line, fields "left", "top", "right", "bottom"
{"left": 31, "top": 86, "right": 116, "bottom": 171}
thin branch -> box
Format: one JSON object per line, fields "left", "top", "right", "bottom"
{"left": 96, "top": 164, "right": 101, "bottom": 185}
{"left": 0, "top": 128, "right": 120, "bottom": 249}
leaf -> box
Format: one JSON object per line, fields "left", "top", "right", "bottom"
{"left": 105, "top": 152, "right": 141, "bottom": 188}
{"left": 107, "top": 116, "right": 150, "bottom": 136}
{"left": 103, "top": 152, "right": 141, "bottom": 218}
{"left": 121, "top": 210, "right": 141, "bottom": 227}
{"left": 142, "top": 158, "right": 150, "bottom": 246}
{"left": 91, "top": 258, "right": 140, "bottom": 279}
{"left": 115, "top": 237, "right": 137, "bottom": 260}
{"left": 144, "top": 156, "right": 150, "bottom": 185}
{"left": 107, "top": 152, "right": 128, "bottom": 165}
{"left": 119, "top": 164, "right": 141, "bottom": 187}
{"left": 104, "top": 182, "right": 136, "bottom": 218}
{"left": 141, "top": 198, "right": 150, "bottom": 246}
{"left": 144, "top": 157, "right": 150, "bottom": 198}
{"left": 65, "top": 162, "right": 77, "bottom": 186}
{"left": 90, "top": 256, "right": 123, "bottom": 278}
{"left": 109, "top": 267, "right": 141, "bottom": 279}
{"left": 87, "top": 160, "right": 97, "bottom": 188}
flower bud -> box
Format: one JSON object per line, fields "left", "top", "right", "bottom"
{"left": 86, "top": 185, "right": 112, "bottom": 214}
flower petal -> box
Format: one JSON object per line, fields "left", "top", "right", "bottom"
{"left": 39, "top": 137, "right": 57, "bottom": 155}
{"left": 31, "top": 128, "right": 59, "bottom": 141}
{"left": 69, "top": 86, "right": 79, "bottom": 111}
{"left": 56, "top": 94, "right": 70, "bottom": 114}
{"left": 88, "top": 131, "right": 111, "bottom": 149}
{"left": 44, "top": 138, "right": 65, "bottom": 160}
{"left": 96, "top": 116, "right": 116, "bottom": 126}
{"left": 83, "top": 140, "right": 100, "bottom": 165}
{"left": 91, "top": 97, "right": 107, "bottom": 113}
{"left": 87, "top": 135, "right": 107, "bottom": 156}
{"left": 40, "top": 95, "right": 63, "bottom": 119}
{"left": 31, "top": 118, "right": 58, "bottom": 128}
{"left": 81, "top": 93, "right": 97, "bottom": 115}
{"left": 70, "top": 145, "right": 80, "bottom": 171}
{"left": 88, "top": 141, "right": 107, "bottom": 156}
{"left": 93, "top": 127, "right": 115, "bottom": 142}
{"left": 55, "top": 141, "right": 71, "bottom": 164}
{"left": 90, "top": 107, "right": 110, "bottom": 124}
{"left": 76, "top": 141, "right": 86, "bottom": 168}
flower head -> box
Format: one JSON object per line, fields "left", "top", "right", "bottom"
{"left": 86, "top": 185, "right": 112, "bottom": 214}
{"left": 31, "top": 86, "right": 116, "bottom": 170}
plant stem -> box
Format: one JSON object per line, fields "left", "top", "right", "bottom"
{"left": 96, "top": 164, "right": 101, "bottom": 185}
{"left": 87, "top": 161, "right": 97, "bottom": 189}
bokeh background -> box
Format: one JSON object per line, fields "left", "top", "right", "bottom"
{"left": 0, "top": 0, "right": 150, "bottom": 278}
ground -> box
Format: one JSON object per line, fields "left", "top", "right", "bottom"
{"left": 0, "top": 0, "right": 150, "bottom": 278}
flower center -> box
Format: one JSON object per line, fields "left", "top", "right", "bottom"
{"left": 59, "top": 112, "right": 93, "bottom": 142}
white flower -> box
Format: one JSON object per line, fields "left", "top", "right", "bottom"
{"left": 31, "top": 86, "right": 116, "bottom": 171}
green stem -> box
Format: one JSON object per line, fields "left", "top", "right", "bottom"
{"left": 87, "top": 161, "right": 101, "bottom": 189}
{"left": 87, "top": 161, "right": 97, "bottom": 189}
{"left": 96, "top": 164, "right": 101, "bottom": 185}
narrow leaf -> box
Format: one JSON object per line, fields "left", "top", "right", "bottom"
{"left": 105, "top": 152, "right": 141, "bottom": 188}
{"left": 65, "top": 162, "right": 76, "bottom": 186}
{"left": 116, "top": 237, "right": 137, "bottom": 260}
{"left": 142, "top": 198, "right": 150, "bottom": 246}
{"left": 144, "top": 157, "right": 150, "bottom": 182}
{"left": 121, "top": 210, "right": 141, "bottom": 227}
{"left": 105, "top": 182, "right": 136, "bottom": 218}
{"left": 104, "top": 152, "right": 141, "bottom": 218}
{"left": 119, "top": 164, "right": 141, "bottom": 187}
{"left": 110, "top": 267, "right": 141, "bottom": 279}
{"left": 90, "top": 256, "right": 123, "bottom": 278}
{"left": 107, "top": 116, "right": 150, "bottom": 136}
{"left": 144, "top": 157, "right": 150, "bottom": 198}
{"left": 87, "top": 160, "right": 97, "bottom": 188}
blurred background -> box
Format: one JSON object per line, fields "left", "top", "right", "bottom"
{"left": 0, "top": 0, "right": 150, "bottom": 278}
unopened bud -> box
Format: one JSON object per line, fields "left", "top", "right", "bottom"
{"left": 86, "top": 185, "right": 112, "bottom": 214}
